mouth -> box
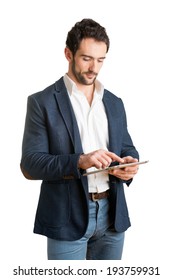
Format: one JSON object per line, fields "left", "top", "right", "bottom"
{"left": 85, "top": 72, "right": 97, "bottom": 79}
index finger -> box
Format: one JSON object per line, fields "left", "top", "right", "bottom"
{"left": 105, "top": 151, "right": 124, "bottom": 164}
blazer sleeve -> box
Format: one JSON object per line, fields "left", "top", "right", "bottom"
{"left": 118, "top": 99, "right": 139, "bottom": 186}
{"left": 20, "top": 95, "right": 81, "bottom": 180}
{"left": 120, "top": 99, "right": 139, "bottom": 160}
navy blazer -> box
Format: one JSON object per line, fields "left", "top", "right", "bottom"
{"left": 21, "top": 77, "right": 139, "bottom": 240}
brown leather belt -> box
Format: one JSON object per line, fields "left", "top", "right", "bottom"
{"left": 89, "top": 190, "right": 109, "bottom": 201}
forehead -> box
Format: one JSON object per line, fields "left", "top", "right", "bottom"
{"left": 77, "top": 38, "right": 107, "bottom": 57}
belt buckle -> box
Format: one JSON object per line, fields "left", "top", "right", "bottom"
{"left": 91, "top": 193, "right": 99, "bottom": 202}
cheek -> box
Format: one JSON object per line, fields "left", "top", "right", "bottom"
{"left": 75, "top": 60, "right": 86, "bottom": 72}
{"left": 94, "top": 63, "right": 103, "bottom": 74}
{"left": 98, "top": 63, "right": 103, "bottom": 71}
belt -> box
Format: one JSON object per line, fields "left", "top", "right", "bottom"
{"left": 89, "top": 190, "right": 109, "bottom": 201}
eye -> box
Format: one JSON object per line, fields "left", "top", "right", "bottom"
{"left": 98, "top": 59, "right": 104, "bottom": 63}
{"left": 83, "top": 57, "right": 91, "bottom": 62}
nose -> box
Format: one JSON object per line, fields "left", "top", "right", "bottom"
{"left": 88, "top": 59, "right": 98, "bottom": 73}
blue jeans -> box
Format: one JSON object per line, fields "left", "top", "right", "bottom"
{"left": 47, "top": 198, "right": 125, "bottom": 260}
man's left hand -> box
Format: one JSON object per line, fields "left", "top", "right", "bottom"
{"left": 108, "top": 156, "right": 139, "bottom": 181}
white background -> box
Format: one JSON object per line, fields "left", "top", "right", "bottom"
{"left": 1, "top": 0, "right": 173, "bottom": 278}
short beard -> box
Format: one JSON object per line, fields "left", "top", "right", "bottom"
{"left": 72, "top": 60, "right": 97, "bottom": 85}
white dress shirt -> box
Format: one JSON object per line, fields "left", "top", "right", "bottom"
{"left": 63, "top": 74, "right": 109, "bottom": 193}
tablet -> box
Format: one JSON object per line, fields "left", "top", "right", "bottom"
{"left": 83, "top": 160, "right": 149, "bottom": 176}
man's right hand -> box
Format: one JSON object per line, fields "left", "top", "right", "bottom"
{"left": 78, "top": 149, "right": 124, "bottom": 170}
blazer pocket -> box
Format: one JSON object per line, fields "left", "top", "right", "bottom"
{"left": 36, "top": 182, "right": 70, "bottom": 228}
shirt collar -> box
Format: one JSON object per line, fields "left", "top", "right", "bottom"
{"left": 63, "top": 73, "right": 104, "bottom": 98}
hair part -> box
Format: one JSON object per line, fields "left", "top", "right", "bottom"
{"left": 66, "top": 18, "right": 110, "bottom": 56}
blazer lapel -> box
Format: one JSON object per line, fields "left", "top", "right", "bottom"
{"left": 103, "top": 92, "right": 120, "bottom": 153}
{"left": 54, "top": 78, "right": 83, "bottom": 154}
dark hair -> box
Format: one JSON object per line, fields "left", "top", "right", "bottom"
{"left": 66, "top": 18, "right": 110, "bottom": 55}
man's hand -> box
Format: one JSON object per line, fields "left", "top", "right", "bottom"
{"left": 108, "top": 156, "right": 139, "bottom": 181}
{"left": 78, "top": 149, "right": 124, "bottom": 170}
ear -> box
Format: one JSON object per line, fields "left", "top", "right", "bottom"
{"left": 64, "top": 47, "right": 73, "bottom": 62}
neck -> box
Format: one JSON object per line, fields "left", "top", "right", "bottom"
{"left": 67, "top": 73, "right": 95, "bottom": 105}
{"left": 83, "top": 85, "right": 95, "bottom": 106}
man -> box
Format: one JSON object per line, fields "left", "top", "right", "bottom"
{"left": 20, "top": 18, "right": 139, "bottom": 260}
